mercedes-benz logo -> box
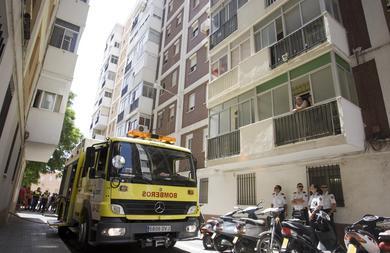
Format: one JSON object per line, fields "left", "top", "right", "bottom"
{"left": 154, "top": 201, "right": 165, "bottom": 214}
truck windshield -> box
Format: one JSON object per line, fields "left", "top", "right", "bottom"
{"left": 110, "top": 142, "right": 196, "bottom": 187}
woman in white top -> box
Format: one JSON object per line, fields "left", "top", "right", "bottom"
{"left": 308, "top": 184, "right": 323, "bottom": 222}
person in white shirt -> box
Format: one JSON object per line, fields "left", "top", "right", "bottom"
{"left": 308, "top": 184, "right": 323, "bottom": 223}
{"left": 271, "top": 185, "right": 287, "bottom": 220}
{"left": 321, "top": 184, "right": 336, "bottom": 227}
{"left": 291, "top": 183, "right": 309, "bottom": 222}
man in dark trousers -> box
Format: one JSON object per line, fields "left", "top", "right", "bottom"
{"left": 30, "top": 187, "right": 42, "bottom": 211}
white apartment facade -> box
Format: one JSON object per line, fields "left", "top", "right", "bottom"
{"left": 112, "top": 0, "right": 163, "bottom": 137}
{"left": 200, "top": 0, "right": 390, "bottom": 231}
{"left": 0, "top": 0, "right": 89, "bottom": 224}
{"left": 90, "top": 24, "right": 123, "bottom": 140}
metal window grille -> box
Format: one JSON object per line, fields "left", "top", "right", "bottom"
{"left": 237, "top": 173, "right": 256, "bottom": 205}
{"left": 265, "top": 0, "right": 277, "bottom": 7}
{"left": 199, "top": 178, "right": 209, "bottom": 204}
{"left": 307, "top": 164, "right": 345, "bottom": 207}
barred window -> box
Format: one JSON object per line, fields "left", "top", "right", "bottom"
{"left": 199, "top": 178, "right": 209, "bottom": 203}
{"left": 237, "top": 173, "right": 256, "bottom": 205}
{"left": 307, "top": 164, "right": 345, "bottom": 207}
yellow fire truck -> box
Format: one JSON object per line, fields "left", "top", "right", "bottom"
{"left": 54, "top": 131, "right": 200, "bottom": 248}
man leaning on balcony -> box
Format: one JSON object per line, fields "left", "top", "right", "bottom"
{"left": 292, "top": 96, "right": 309, "bottom": 112}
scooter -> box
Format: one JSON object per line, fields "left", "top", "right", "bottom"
{"left": 280, "top": 210, "right": 345, "bottom": 252}
{"left": 344, "top": 214, "right": 390, "bottom": 253}
{"left": 212, "top": 204, "right": 263, "bottom": 252}
{"left": 233, "top": 207, "right": 284, "bottom": 253}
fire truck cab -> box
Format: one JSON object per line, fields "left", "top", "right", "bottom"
{"left": 55, "top": 131, "right": 200, "bottom": 248}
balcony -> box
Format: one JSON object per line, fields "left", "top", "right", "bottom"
{"left": 270, "top": 16, "right": 327, "bottom": 69}
{"left": 93, "top": 115, "right": 108, "bottom": 130}
{"left": 208, "top": 67, "right": 239, "bottom": 99}
{"left": 207, "top": 130, "right": 240, "bottom": 160}
{"left": 274, "top": 101, "right": 340, "bottom": 146}
{"left": 237, "top": 97, "right": 364, "bottom": 167}
{"left": 210, "top": 15, "right": 237, "bottom": 49}
{"left": 121, "top": 86, "right": 128, "bottom": 97}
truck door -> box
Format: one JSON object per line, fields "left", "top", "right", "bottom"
{"left": 90, "top": 145, "right": 108, "bottom": 220}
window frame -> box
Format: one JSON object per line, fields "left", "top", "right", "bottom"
{"left": 188, "top": 93, "right": 196, "bottom": 112}
{"left": 189, "top": 53, "right": 197, "bottom": 72}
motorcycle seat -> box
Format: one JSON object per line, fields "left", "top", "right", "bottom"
{"left": 240, "top": 218, "right": 266, "bottom": 226}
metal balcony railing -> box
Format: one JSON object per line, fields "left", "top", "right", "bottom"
{"left": 207, "top": 130, "right": 240, "bottom": 160}
{"left": 0, "top": 23, "right": 6, "bottom": 60}
{"left": 125, "top": 62, "right": 132, "bottom": 74}
{"left": 210, "top": 15, "right": 237, "bottom": 49}
{"left": 265, "top": 0, "right": 277, "bottom": 7}
{"left": 274, "top": 100, "right": 341, "bottom": 146}
{"left": 270, "top": 16, "right": 327, "bottom": 69}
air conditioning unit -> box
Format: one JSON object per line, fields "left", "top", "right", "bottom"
{"left": 201, "top": 18, "right": 210, "bottom": 34}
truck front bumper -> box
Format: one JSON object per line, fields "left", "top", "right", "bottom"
{"left": 94, "top": 217, "right": 199, "bottom": 245}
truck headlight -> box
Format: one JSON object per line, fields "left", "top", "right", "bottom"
{"left": 187, "top": 205, "right": 197, "bottom": 214}
{"left": 111, "top": 204, "right": 125, "bottom": 215}
{"left": 186, "top": 223, "right": 197, "bottom": 233}
{"left": 102, "top": 227, "right": 126, "bottom": 236}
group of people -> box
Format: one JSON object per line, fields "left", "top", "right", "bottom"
{"left": 271, "top": 183, "right": 337, "bottom": 226}
{"left": 17, "top": 186, "right": 58, "bottom": 213}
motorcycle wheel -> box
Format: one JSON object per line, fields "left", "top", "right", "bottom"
{"left": 202, "top": 234, "right": 214, "bottom": 250}
{"left": 256, "top": 232, "right": 282, "bottom": 253}
{"left": 213, "top": 235, "right": 229, "bottom": 252}
{"left": 234, "top": 239, "right": 255, "bottom": 253}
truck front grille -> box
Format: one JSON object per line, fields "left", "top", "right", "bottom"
{"left": 111, "top": 199, "right": 197, "bottom": 215}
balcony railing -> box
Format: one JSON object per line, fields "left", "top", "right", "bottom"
{"left": 270, "top": 16, "right": 326, "bottom": 69}
{"left": 207, "top": 130, "right": 240, "bottom": 160}
{"left": 265, "top": 0, "right": 277, "bottom": 7}
{"left": 274, "top": 100, "right": 341, "bottom": 146}
{"left": 210, "top": 15, "right": 237, "bottom": 49}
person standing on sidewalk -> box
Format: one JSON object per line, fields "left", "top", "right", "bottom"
{"left": 30, "top": 187, "right": 42, "bottom": 211}
{"left": 26, "top": 186, "right": 32, "bottom": 210}
{"left": 17, "top": 186, "right": 27, "bottom": 210}
{"left": 38, "top": 190, "right": 50, "bottom": 213}
{"left": 321, "top": 184, "right": 336, "bottom": 227}
{"left": 271, "top": 185, "right": 287, "bottom": 221}
{"left": 291, "top": 183, "right": 309, "bottom": 223}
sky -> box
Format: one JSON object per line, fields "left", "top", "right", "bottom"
{"left": 71, "top": 1, "right": 136, "bottom": 137}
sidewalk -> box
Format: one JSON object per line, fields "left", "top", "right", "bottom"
{"left": 0, "top": 212, "right": 71, "bottom": 253}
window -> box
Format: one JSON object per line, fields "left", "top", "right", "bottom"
{"left": 186, "top": 134, "right": 193, "bottom": 150}
{"left": 114, "top": 42, "right": 120, "bottom": 48}
{"left": 285, "top": 5, "right": 302, "bottom": 35}
{"left": 50, "top": 19, "right": 80, "bottom": 53}
{"left": 0, "top": 80, "right": 14, "bottom": 138}
{"left": 3, "top": 124, "right": 19, "bottom": 175}
{"left": 104, "top": 92, "right": 112, "bottom": 98}
{"left": 143, "top": 83, "right": 156, "bottom": 98}
{"left": 157, "top": 112, "right": 163, "bottom": 128}
{"left": 188, "top": 93, "right": 195, "bottom": 111}
{"left": 203, "top": 128, "right": 208, "bottom": 152}
{"left": 177, "top": 12, "right": 182, "bottom": 25}
{"left": 211, "top": 55, "right": 228, "bottom": 80}
{"left": 172, "top": 69, "right": 178, "bottom": 87}
{"left": 199, "top": 178, "right": 208, "bottom": 203}
{"left": 167, "top": 24, "right": 171, "bottom": 37}
{"left": 307, "top": 164, "right": 345, "bottom": 207}
{"left": 272, "top": 84, "right": 289, "bottom": 116}
{"left": 163, "top": 51, "right": 168, "bottom": 64}
{"left": 189, "top": 54, "right": 197, "bottom": 72}
{"left": 325, "top": 0, "right": 341, "bottom": 23}
{"left": 111, "top": 55, "right": 118, "bottom": 64}
{"left": 169, "top": 105, "right": 175, "bottom": 119}
{"left": 107, "top": 71, "right": 116, "bottom": 80}
{"left": 231, "top": 38, "right": 250, "bottom": 68}
{"left": 174, "top": 40, "right": 180, "bottom": 55}
{"left": 311, "top": 66, "right": 335, "bottom": 103}
{"left": 337, "top": 60, "right": 358, "bottom": 105}
{"left": 237, "top": 173, "right": 256, "bottom": 205}
{"left": 257, "top": 91, "right": 272, "bottom": 121}
{"left": 301, "top": 0, "right": 321, "bottom": 24}
{"left": 192, "top": 0, "right": 200, "bottom": 8}
{"left": 168, "top": 0, "right": 173, "bottom": 13}
{"left": 160, "top": 82, "right": 166, "bottom": 95}
{"left": 211, "top": 12, "right": 220, "bottom": 33}
{"left": 33, "top": 90, "right": 63, "bottom": 112}
{"left": 192, "top": 21, "right": 199, "bottom": 38}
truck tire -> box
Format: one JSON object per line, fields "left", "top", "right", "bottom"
{"left": 77, "top": 212, "right": 93, "bottom": 251}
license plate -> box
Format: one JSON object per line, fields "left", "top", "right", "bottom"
{"left": 347, "top": 244, "right": 357, "bottom": 253}
{"left": 281, "top": 238, "right": 289, "bottom": 249}
{"left": 233, "top": 236, "right": 239, "bottom": 244}
{"left": 148, "top": 225, "right": 171, "bottom": 232}
{"left": 211, "top": 233, "right": 216, "bottom": 239}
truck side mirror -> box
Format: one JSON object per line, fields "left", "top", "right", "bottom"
{"left": 193, "top": 157, "right": 198, "bottom": 170}
{"left": 85, "top": 147, "right": 95, "bottom": 168}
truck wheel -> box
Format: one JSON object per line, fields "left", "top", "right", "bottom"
{"left": 77, "top": 212, "right": 92, "bottom": 250}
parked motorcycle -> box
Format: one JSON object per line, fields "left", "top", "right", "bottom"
{"left": 200, "top": 210, "right": 239, "bottom": 250}
{"left": 280, "top": 210, "right": 345, "bottom": 252}
{"left": 344, "top": 214, "right": 390, "bottom": 253}
{"left": 255, "top": 207, "right": 284, "bottom": 253}
{"left": 212, "top": 204, "right": 263, "bottom": 252}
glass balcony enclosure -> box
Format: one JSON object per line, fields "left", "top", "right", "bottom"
{"left": 207, "top": 52, "right": 358, "bottom": 160}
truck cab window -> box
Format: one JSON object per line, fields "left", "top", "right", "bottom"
{"left": 96, "top": 146, "right": 108, "bottom": 177}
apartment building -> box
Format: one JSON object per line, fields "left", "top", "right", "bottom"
{"left": 103, "top": 0, "right": 163, "bottom": 138}
{"left": 0, "top": 0, "right": 89, "bottom": 224}
{"left": 90, "top": 24, "right": 123, "bottom": 140}
{"left": 200, "top": 0, "right": 390, "bottom": 232}
{"left": 153, "top": 0, "right": 210, "bottom": 170}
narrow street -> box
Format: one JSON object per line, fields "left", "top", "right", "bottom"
{"left": 0, "top": 212, "right": 220, "bottom": 253}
